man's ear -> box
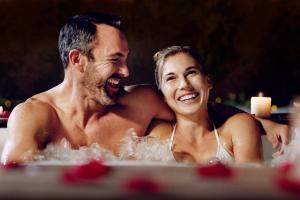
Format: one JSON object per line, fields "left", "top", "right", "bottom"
{"left": 68, "top": 49, "right": 87, "bottom": 73}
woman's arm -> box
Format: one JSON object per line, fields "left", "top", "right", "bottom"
{"left": 225, "top": 113, "right": 262, "bottom": 164}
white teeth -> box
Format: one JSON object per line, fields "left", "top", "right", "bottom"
{"left": 179, "top": 94, "right": 197, "bottom": 101}
{"left": 107, "top": 78, "right": 119, "bottom": 85}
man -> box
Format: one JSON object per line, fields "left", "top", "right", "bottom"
{"left": 1, "top": 13, "right": 288, "bottom": 164}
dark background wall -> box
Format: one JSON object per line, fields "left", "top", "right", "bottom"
{"left": 0, "top": 0, "right": 299, "bottom": 108}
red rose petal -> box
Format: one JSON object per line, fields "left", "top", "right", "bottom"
{"left": 197, "top": 161, "right": 233, "bottom": 179}
{"left": 278, "top": 162, "right": 294, "bottom": 174}
{"left": 123, "top": 177, "right": 163, "bottom": 193}
{"left": 1, "top": 161, "right": 24, "bottom": 170}
{"left": 1, "top": 111, "right": 11, "bottom": 118}
{"left": 276, "top": 177, "right": 300, "bottom": 194}
{"left": 62, "top": 159, "right": 111, "bottom": 184}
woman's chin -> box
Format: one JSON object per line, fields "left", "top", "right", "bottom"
{"left": 174, "top": 102, "right": 207, "bottom": 115}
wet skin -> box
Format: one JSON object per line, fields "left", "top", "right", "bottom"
{"left": 149, "top": 52, "right": 262, "bottom": 164}
{"left": 1, "top": 24, "right": 173, "bottom": 163}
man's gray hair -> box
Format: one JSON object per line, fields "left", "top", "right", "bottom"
{"left": 58, "top": 13, "right": 122, "bottom": 69}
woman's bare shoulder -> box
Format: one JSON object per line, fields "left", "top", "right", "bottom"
{"left": 222, "top": 112, "right": 260, "bottom": 140}
{"left": 222, "top": 114, "right": 262, "bottom": 163}
{"left": 224, "top": 113, "right": 257, "bottom": 128}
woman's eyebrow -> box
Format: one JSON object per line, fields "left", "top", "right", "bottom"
{"left": 185, "top": 66, "right": 199, "bottom": 71}
{"left": 163, "top": 72, "right": 175, "bottom": 78}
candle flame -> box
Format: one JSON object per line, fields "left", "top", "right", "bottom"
{"left": 258, "top": 92, "right": 264, "bottom": 97}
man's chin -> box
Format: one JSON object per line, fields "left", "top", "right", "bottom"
{"left": 97, "top": 96, "right": 116, "bottom": 106}
{"left": 94, "top": 87, "right": 116, "bottom": 106}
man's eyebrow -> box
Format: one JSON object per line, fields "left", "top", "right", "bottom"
{"left": 108, "top": 52, "right": 125, "bottom": 58}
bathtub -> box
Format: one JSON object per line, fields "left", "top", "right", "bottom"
{"left": 1, "top": 127, "right": 294, "bottom": 199}
{"left": 0, "top": 158, "right": 295, "bottom": 199}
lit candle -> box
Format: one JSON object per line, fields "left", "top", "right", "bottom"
{"left": 251, "top": 92, "right": 272, "bottom": 118}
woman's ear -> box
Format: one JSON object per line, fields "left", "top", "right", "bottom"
{"left": 68, "top": 49, "right": 87, "bottom": 73}
{"left": 206, "top": 75, "right": 213, "bottom": 90}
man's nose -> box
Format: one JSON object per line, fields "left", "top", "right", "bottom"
{"left": 118, "top": 64, "right": 129, "bottom": 78}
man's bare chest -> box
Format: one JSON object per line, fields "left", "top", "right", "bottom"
{"left": 53, "top": 112, "right": 149, "bottom": 153}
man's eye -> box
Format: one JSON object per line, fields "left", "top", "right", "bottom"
{"left": 110, "top": 58, "right": 119, "bottom": 63}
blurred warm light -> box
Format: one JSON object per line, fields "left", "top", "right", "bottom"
{"left": 215, "top": 97, "right": 222, "bottom": 103}
{"left": 4, "top": 100, "right": 12, "bottom": 108}
{"left": 271, "top": 105, "right": 278, "bottom": 111}
{"left": 228, "top": 92, "right": 236, "bottom": 100}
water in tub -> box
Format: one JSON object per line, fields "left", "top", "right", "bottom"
{"left": 270, "top": 109, "right": 300, "bottom": 178}
{"left": 32, "top": 128, "right": 176, "bottom": 165}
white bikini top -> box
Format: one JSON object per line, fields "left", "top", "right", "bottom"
{"left": 168, "top": 123, "right": 234, "bottom": 164}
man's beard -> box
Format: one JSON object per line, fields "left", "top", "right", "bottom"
{"left": 82, "top": 71, "right": 116, "bottom": 106}
{"left": 96, "top": 85, "right": 116, "bottom": 106}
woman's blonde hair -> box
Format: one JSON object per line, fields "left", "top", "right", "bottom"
{"left": 153, "top": 46, "right": 209, "bottom": 89}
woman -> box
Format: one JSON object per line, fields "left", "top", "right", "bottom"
{"left": 148, "top": 46, "right": 262, "bottom": 164}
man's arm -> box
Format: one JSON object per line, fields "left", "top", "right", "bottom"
{"left": 209, "top": 102, "right": 289, "bottom": 156}
{"left": 121, "top": 84, "right": 175, "bottom": 121}
{"left": 1, "top": 100, "right": 53, "bottom": 164}
{"left": 147, "top": 119, "right": 173, "bottom": 140}
{"left": 255, "top": 117, "right": 288, "bottom": 157}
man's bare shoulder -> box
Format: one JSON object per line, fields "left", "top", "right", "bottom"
{"left": 3, "top": 94, "right": 59, "bottom": 163}
{"left": 22, "top": 97, "right": 56, "bottom": 113}
{"left": 8, "top": 95, "right": 58, "bottom": 130}
{"left": 147, "top": 119, "right": 173, "bottom": 141}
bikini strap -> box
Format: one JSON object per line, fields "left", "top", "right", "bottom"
{"left": 169, "top": 124, "right": 177, "bottom": 150}
{"left": 212, "top": 122, "right": 221, "bottom": 147}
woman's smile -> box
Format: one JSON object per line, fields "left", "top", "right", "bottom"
{"left": 176, "top": 92, "right": 200, "bottom": 104}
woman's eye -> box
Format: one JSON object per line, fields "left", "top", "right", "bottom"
{"left": 165, "top": 76, "right": 175, "bottom": 82}
{"left": 187, "top": 70, "right": 198, "bottom": 76}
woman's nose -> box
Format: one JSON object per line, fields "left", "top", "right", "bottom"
{"left": 178, "top": 77, "right": 191, "bottom": 90}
